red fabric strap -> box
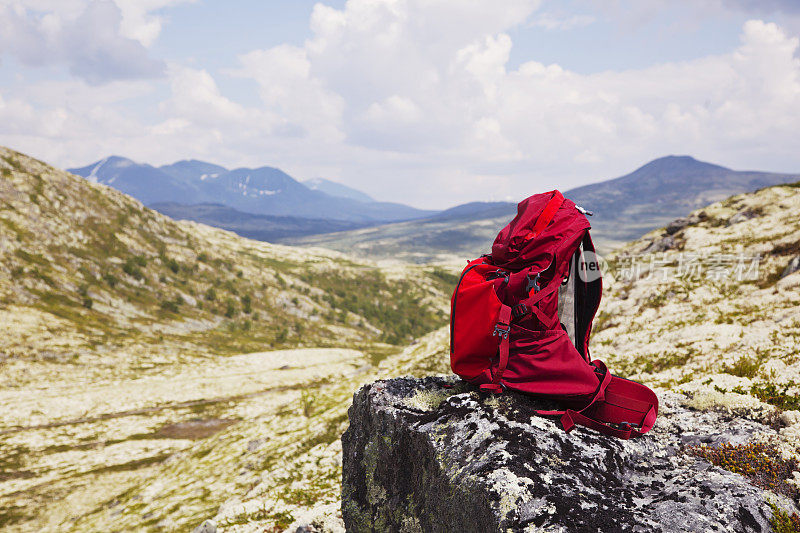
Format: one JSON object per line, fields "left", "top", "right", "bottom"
{"left": 480, "top": 304, "right": 512, "bottom": 394}
{"left": 522, "top": 190, "right": 564, "bottom": 242}
{"left": 552, "top": 360, "right": 657, "bottom": 438}
{"left": 561, "top": 410, "right": 635, "bottom": 440}
{"left": 528, "top": 304, "right": 559, "bottom": 329}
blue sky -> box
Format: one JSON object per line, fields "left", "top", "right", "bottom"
{"left": 1, "top": 0, "right": 799, "bottom": 208}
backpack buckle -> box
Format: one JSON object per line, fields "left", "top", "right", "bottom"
{"left": 525, "top": 272, "right": 541, "bottom": 294}
{"left": 492, "top": 323, "right": 510, "bottom": 339}
{"left": 486, "top": 269, "right": 509, "bottom": 283}
{"left": 512, "top": 303, "right": 528, "bottom": 319}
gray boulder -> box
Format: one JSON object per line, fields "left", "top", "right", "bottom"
{"left": 665, "top": 214, "right": 701, "bottom": 235}
{"left": 341, "top": 376, "right": 797, "bottom": 532}
{"left": 642, "top": 235, "right": 677, "bottom": 253}
{"left": 782, "top": 256, "right": 800, "bottom": 278}
{"left": 727, "top": 208, "right": 760, "bottom": 226}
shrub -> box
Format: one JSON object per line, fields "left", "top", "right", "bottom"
{"left": 769, "top": 501, "right": 800, "bottom": 533}
{"left": 160, "top": 295, "right": 183, "bottom": 313}
{"left": 686, "top": 441, "right": 798, "bottom": 498}
{"left": 164, "top": 257, "right": 180, "bottom": 273}
{"left": 724, "top": 356, "right": 760, "bottom": 378}
{"left": 748, "top": 382, "right": 800, "bottom": 411}
{"left": 122, "top": 258, "right": 144, "bottom": 280}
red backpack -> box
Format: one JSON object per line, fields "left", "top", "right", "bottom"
{"left": 450, "top": 190, "right": 658, "bottom": 439}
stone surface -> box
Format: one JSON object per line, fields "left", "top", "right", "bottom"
{"left": 342, "top": 376, "right": 799, "bottom": 533}
{"left": 782, "top": 256, "right": 800, "bottom": 278}
{"left": 665, "top": 214, "right": 701, "bottom": 235}
{"left": 192, "top": 519, "right": 217, "bottom": 533}
{"left": 641, "top": 234, "right": 677, "bottom": 253}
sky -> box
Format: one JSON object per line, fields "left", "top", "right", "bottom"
{"left": 1, "top": 0, "right": 799, "bottom": 209}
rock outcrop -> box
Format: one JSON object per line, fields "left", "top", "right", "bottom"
{"left": 342, "top": 376, "right": 798, "bottom": 532}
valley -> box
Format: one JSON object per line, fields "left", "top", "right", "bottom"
{"left": 0, "top": 147, "right": 455, "bottom": 531}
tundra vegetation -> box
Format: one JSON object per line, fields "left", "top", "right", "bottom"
{"left": 1, "top": 147, "right": 799, "bottom": 531}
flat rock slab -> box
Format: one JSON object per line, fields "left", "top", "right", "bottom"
{"left": 341, "top": 376, "right": 797, "bottom": 532}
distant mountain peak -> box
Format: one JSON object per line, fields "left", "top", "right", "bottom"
{"left": 635, "top": 155, "right": 730, "bottom": 174}
{"left": 159, "top": 159, "right": 229, "bottom": 182}
{"left": 69, "top": 155, "right": 431, "bottom": 223}
{"left": 105, "top": 155, "right": 136, "bottom": 166}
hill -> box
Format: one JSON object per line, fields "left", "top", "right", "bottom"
{"left": 567, "top": 155, "right": 800, "bottom": 250}
{"left": 5, "top": 146, "right": 799, "bottom": 531}
{"left": 287, "top": 156, "right": 800, "bottom": 261}
{"left": 68, "top": 157, "right": 433, "bottom": 224}
{"left": 0, "top": 146, "right": 457, "bottom": 531}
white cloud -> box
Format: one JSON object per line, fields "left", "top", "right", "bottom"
{"left": 163, "top": 66, "right": 251, "bottom": 125}
{"left": 1, "top": 0, "right": 800, "bottom": 210}
{"left": 113, "top": 0, "right": 196, "bottom": 46}
{"left": 0, "top": 0, "right": 192, "bottom": 83}
{"left": 224, "top": 4, "right": 800, "bottom": 207}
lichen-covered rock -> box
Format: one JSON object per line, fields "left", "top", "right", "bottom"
{"left": 641, "top": 234, "right": 678, "bottom": 253}
{"left": 782, "top": 256, "right": 800, "bottom": 278}
{"left": 665, "top": 213, "right": 702, "bottom": 235}
{"left": 341, "top": 376, "right": 799, "bottom": 532}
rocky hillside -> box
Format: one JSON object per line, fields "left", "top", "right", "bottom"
{"left": 594, "top": 180, "right": 800, "bottom": 409}
{"left": 0, "top": 146, "right": 457, "bottom": 532}
{"left": 0, "top": 147, "right": 454, "bottom": 381}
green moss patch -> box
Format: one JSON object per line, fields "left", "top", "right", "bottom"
{"left": 769, "top": 501, "right": 800, "bottom": 533}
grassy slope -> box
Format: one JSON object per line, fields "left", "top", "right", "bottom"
{"left": 593, "top": 182, "right": 800, "bottom": 400}
{"left": 0, "top": 146, "right": 459, "bottom": 532}
{"left": 0, "top": 146, "right": 456, "bottom": 388}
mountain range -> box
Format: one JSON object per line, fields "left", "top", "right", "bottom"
{"left": 69, "top": 154, "right": 800, "bottom": 260}
{"left": 68, "top": 157, "right": 432, "bottom": 224}
{"left": 288, "top": 155, "right": 800, "bottom": 260}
